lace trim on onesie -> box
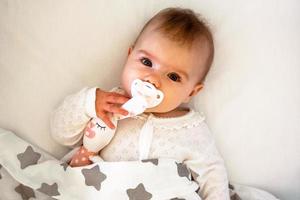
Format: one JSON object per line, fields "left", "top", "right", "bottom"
{"left": 133, "top": 109, "right": 206, "bottom": 130}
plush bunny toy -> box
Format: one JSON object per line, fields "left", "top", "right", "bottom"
{"left": 70, "top": 79, "right": 164, "bottom": 167}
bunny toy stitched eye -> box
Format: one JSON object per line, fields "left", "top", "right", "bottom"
{"left": 96, "top": 122, "right": 106, "bottom": 130}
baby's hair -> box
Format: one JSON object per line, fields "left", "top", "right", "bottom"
{"left": 134, "top": 7, "right": 214, "bottom": 83}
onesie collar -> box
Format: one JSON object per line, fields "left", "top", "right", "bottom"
{"left": 135, "top": 108, "right": 206, "bottom": 130}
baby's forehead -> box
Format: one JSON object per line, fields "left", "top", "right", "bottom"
{"left": 135, "top": 22, "right": 209, "bottom": 66}
{"left": 141, "top": 22, "right": 209, "bottom": 52}
{"left": 148, "top": 17, "right": 209, "bottom": 47}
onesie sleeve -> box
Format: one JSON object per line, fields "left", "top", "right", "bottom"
{"left": 50, "top": 87, "right": 98, "bottom": 147}
{"left": 184, "top": 123, "right": 230, "bottom": 200}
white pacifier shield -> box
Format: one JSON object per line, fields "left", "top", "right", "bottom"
{"left": 131, "top": 79, "right": 164, "bottom": 108}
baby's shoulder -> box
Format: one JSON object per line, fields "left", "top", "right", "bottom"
{"left": 181, "top": 110, "right": 213, "bottom": 136}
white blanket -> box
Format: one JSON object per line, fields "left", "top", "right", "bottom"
{"left": 0, "top": 128, "right": 280, "bottom": 200}
{"left": 0, "top": 128, "right": 201, "bottom": 200}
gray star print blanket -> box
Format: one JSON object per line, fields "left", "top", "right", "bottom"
{"left": 0, "top": 128, "right": 280, "bottom": 200}
{"left": 0, "top": 128, "right": 201, "bottom": 200}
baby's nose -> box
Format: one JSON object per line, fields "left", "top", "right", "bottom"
{"left": 144, "top": 74, "right": 160, "bottom": 88}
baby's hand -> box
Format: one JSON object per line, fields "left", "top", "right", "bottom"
{"left": 95, "top": 88, "right": 129, "bottom": 129}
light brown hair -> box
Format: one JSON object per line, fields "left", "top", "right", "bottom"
{"left": 134, "top": 7, "right": 214, "bottom": 83}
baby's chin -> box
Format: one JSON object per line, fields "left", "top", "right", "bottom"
{"left": 144, "top": 107, "right": 162, "bottom": 113}
{"left": 144, "top": 105, "right": 173, "bottom": 114}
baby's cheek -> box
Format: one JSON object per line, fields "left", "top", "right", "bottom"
{"left": 121, "top": 70, "right": 130, "bottom": 91}
{"left": 147, "top": 92, "right": 181, "bottom": 113}
{"left": 165, "top": 89, "right": 186, "bottom": 105}
{"left": 121, "top": 74, "right": 134, "bottom": 95}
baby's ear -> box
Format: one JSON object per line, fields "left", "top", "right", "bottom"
{"left": 183, "top": 83, "right": 204, "bottom": 103}
{"left": 127, "top": 45, "right": 134, "bottom": 56}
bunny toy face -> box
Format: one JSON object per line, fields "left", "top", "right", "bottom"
{"left": 83, "top": 117, "right": 116, "bottom": 152}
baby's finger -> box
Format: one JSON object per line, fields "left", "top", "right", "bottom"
{"left": 104, "top": 104, "right": 129, "bottom": 116}
{"left": 106, "top": 93, "right": 130, "bottom": 104}
{"left": 97, "top": 112, "right": 115, "bottom": 129}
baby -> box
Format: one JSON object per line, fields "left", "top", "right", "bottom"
{"left": 51, "top": 7, "right": 230, "bottom": 200}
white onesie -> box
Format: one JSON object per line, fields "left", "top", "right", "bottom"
{"left": 50, "top": 87, "right": 230, "bottom": 200}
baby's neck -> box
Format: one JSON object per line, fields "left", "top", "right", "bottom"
{"left": 151, "top": 107, "right": 190, "bottom": 118}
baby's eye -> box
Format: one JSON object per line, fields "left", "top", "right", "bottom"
{"left": 168, "top": 72, "right": 181, "bottom": 82}
{"left": 140, "top": 57, "right": 152, "bottom": 67}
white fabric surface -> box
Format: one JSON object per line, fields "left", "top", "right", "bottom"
{"left": 0, "top": 0, "right": 299, "bottom": 199}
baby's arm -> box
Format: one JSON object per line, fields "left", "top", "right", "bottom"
{"left": 184, "top": 124, "right": 230, "bottom": 200}
{"left": 185, "top": 145, "right": 230, "bottom": 200}
{"left": 50, "top": 87, "right": 98, "bottom": 147}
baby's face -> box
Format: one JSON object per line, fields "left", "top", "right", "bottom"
{"left": 121, "top": 26, "right": 208, "bottom": 113}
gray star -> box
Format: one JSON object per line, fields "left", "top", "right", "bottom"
{"left": 190, "top": 169, "right": 199, "bottom": 181}
{"left": 196, "top": 186, "right": 201, "bottom": 197}
{"left": 190, "top": 170, "right": 201, "bottom": 198}
{"left": 60, "top": 162, "right": 68, "bottom": 171}
{"left": 230, "top": 193, "right": 242, "bottom": 200}
{"left": 127, "top": 183, "right": 152, "bottom": 200}
{"left": 17, "top": 146, "right": 41, "bottom": 169}
{"left": 229, "top": 183, "right": 235, "bottom": 190}
{"left": 228, "top": 183, "right": 242, "bottom": 200}
{"left": 175, "top": 162, "right": 190, "bottom": 180}
{"left": 15, "top": 184, "right": 36, "bottom": 200}
{"left": 37, "top": 182, "right": 60, "bottom": 197}
{"left": 81, "top": 165, "right": 106, "bottom": 190}
{"left": 141, "top": 158, "right": 158, "bottom": 165}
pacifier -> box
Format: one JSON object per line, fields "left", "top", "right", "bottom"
{"left": 120, "top": 79, "right": 164, "bottom": 117}
{"left": 110, "top": 78, "right": 164, "bottom": 126}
